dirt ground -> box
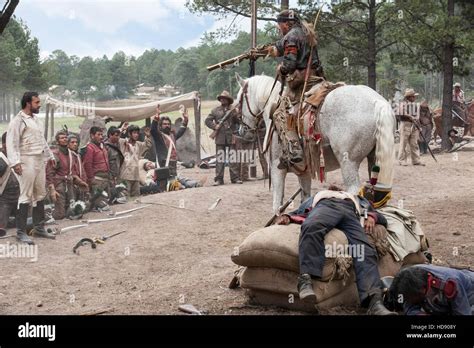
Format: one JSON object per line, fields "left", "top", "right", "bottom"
{"left": 0, "top": 143, "right": 473, "bottom": 315}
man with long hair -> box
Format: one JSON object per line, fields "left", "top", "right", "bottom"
{"left": 265, "top": 9, "right": 324, "bottom": 169}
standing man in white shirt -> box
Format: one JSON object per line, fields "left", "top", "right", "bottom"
{"left": 6, "top": 92, "right": 56, "bottom": 244}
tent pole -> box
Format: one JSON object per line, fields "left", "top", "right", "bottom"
{"left": 194, "top": 95, "right": 201, "bottom": 163}
{"left": 50, "top": 106, "right": 55, "bottom": 142}
{"left": 44, "top": 104, "right": 50, "bottom": 140}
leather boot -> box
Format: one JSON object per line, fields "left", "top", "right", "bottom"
{"left": 288, "top": 139, "right": 304, "bottom": 164}
{"left": 297, "top": 274, "right": 317, "bottom": 304}
{"left": 31, "top": 200, "right": 55, "bottom": 239}
{"left": 16, "top": 203, "right": 34, "bottom": 245}
{"left": 367, "top": 293, "right": 398, "bottom": 315}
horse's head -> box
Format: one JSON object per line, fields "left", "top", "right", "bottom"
{"left": 235, "top": 73, "right": 280, "bottom": 142}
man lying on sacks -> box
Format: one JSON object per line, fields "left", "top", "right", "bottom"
{"left": 274, "top": 183, "right": 396, "bottom": 315}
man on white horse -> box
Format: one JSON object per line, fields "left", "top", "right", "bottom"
{"left": 266, "top": 10, "right": 324, "bottom": 169}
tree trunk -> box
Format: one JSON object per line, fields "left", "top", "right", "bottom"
{"left": 281, "top": 0, "right": 289, "bottom": 10}
{"left": 441, "top": 0, "right": 455, "bottom": 151}
{"left": 367, "top": 0, "right": 377, "bottom": 90}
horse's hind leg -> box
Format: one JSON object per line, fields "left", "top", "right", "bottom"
{"left": 297, "top": 173, "right": 312, "bottom": 203}
{"left": 340, "top": 160, "right": 361, "bottom": 194}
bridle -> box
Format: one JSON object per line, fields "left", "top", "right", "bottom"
{"left": 238, "top": 77, "right": 279, "bottom": 133}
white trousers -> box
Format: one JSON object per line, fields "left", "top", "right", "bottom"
{"left": 15, "top": 155, "right": 46, "bottom": 207}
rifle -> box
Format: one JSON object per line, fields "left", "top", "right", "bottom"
{"left": 207, "top": 44, "right": 272, "bottom": 72}
{"left": 412, "top": 120, "right": 438, "bottom": 163}
{"left": 264, "top": 188, "right": 303, "bottom": 227}
{"left": 209, "top": 105, "right": 239, "bottom": 140}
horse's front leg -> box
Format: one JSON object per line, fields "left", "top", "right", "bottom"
{"left": 271, "top": 160, "right": 287, "bottom": 214}
{"left": 297, "top": 173, "right": 312, "bottom": 203}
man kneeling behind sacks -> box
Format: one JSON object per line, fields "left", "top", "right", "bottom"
{"left": 231, "top": 182, "right": 430, "bottom": 314}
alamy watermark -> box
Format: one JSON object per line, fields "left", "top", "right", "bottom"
{"left": 325, "top": 242, "right": 365, "bottom": 262}
{"left": 216, "top": 149, "right": 257, "bottom": 164}
{"left": 0, "top": 242, "right": 38, "bottom": 262}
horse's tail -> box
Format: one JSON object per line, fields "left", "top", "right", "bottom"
{"left": 374, "top": 100, "right": 396, "bottom": 186}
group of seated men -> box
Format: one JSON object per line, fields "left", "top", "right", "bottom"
{"left": 0, "top": 96, "right": 197, "bottom": 237}
{"left": 50, "top": 105, "right": 198, "bottom": 218}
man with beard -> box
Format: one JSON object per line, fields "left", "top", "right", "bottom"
{"left": 0, "top": 132, "right": 20, "bottom": 233}
{"left": 117, "top": 123, "right": 152, "bottom": 197}
{"left": 150, "top": 104, "right": 188, "bottom": 178}
{"left": 6, "top": 92, "right": 56, "bottom": 244}
{"left": 205, "top": 91, "right": 241, "bottom": 185}
{"left": 263, "top": 10, "right": 324, "bottom": 169}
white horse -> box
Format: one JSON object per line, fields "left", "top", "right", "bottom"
{"left": 235, "top": 74, "right": 396, "bottom": 213}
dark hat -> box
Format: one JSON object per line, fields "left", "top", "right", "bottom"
{"left": 276, "top": 9, "right": 299, "bottom": 23}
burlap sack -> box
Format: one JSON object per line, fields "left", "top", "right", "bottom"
{"left": 240, "top": 266, "right": 356, "bottom": 300}
{"left": 231, "top": 224, "right": 352, "bottom": 282}
{"left": 246, "top": 288, "right": 357, "bottom": 313}
{"left": 240, "top": 251, "right": 402, "bottom": 312}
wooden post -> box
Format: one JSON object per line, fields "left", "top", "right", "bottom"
{"left": 50, "top": 106, "right": 55, "bottom": 141}
{"left": 193, "top": 95, "right": 201, "bottom": 163}
{"left": 44, "top": 104, "right": 50, "bottom": 140}
{"left": 249, "top": 0, "right": 257, "bottom": 77}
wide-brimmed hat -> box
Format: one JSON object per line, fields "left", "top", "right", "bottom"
{"left": 454, "top": 82, "right": 461, "bottom": 88}
{"left": 404, "top": 88, "right": 419, "bottom": 98}
{"left": 217, "top": 90, "right": 234, "bottom": 104}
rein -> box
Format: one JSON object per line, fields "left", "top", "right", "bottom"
{"left": 239, "top": 74, "right": 280, "bottom": 132}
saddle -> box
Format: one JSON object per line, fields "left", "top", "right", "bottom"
{"left": 298, "top": 80, "right": 345, "bottom": 181}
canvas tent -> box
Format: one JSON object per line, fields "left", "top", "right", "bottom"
{"left": 43, "top": 92, "right": 203, "bottom": 162}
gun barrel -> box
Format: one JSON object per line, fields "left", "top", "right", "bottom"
{"left": 264, "top": 188, "right": 303, "bottom": 227}
{"left": 207, "top": 54, "right": 248, "bottom": 71}
{"left": 206, "top": 52, "right": 268, "bottom": 71}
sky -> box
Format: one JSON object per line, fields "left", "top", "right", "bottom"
{"left": 14, "top": 0, "right": 293, "bottom": 60}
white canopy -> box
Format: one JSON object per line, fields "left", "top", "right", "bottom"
{"left": 45, "top": 91, "right": 198, "bottom": 122}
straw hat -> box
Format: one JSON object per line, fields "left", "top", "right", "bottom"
{"left": 404, "top": 88, "right": 419, "bottom": 98}
{"left": 454, "top": 82, "right": 461, "bottom": 88}
{"left": 217, "top": 90, "right": 234, "bottom": 104}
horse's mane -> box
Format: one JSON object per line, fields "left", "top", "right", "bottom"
{"left": 248, "top": 75, "right": 281, "bottom": 113}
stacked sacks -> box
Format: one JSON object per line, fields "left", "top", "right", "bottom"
{"left": 231, "top": 223, "right": 426, "bottom": 312}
